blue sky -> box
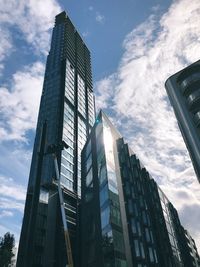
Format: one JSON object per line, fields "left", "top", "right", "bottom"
{"left": 0, "top": 0, "right": 200, "bottom": 251}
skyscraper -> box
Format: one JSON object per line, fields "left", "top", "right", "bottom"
{"left": 165, "top": 60, "right": 200, "bottom": 183}
{"left": 81, "top": 111, "right": 200, "bottom": 267}
{"left": 17, "top": 11, "right": 95, "bottom": 267}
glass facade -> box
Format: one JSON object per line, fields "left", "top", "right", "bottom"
{"left": 17, "top": 11, "right": 95, "bottom": 267}
{"left": 158, "top": 188, "right": 182, "bottom": 265}
{"left": 117, "top": 139, "right": 159, "bottom": 267}
{"left": 81, "top": 113, "right": 129, "bottom": 267}
{"left": 81, "top": 111, "right": 200, "bottom": 267}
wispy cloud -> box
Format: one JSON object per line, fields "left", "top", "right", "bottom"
{"left": 0, "top": 176, "right": 26, "bottom": 201}
{"left": 0, "top": 197, "right": 24, "bottom": 213}
{"left": 0, "top": 0, "right": 61, "bottom": 56}
{"left": 0, "top": 210, "right": 13, "bottom": 218}
{"left": 0, "top": 62, "right": 44, "bottom": 142}
{"left": 0, "top": 28, "right": 13, "bottom": 75}
{"left": 96, "top": 12, "right": 105, "bottom": 24}
{"left": 95, "top": 0, "right": 200, "bottom": 248}
{"left": 88, "top": 6, "right": 93, "bottom": 11}
{"left": 0, "top": 174, "right": 26, "bottom": 218}
{"left": 82, "top": 31, "right": 90, "bottom": 38}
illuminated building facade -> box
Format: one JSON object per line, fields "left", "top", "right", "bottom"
{"left": 81, "top": 111, "right": 200, "bottom": 267}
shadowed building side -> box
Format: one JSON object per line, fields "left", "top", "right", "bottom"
{"left": 165, "top": 60, "right": 200, "bottom": 183}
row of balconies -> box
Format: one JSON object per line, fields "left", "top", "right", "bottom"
{"left": 179, "top": 71, "right": 200, "bottom": 127}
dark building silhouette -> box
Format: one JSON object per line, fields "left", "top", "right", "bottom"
{"left": 81, "top": 111, "right": 200, "bottom": 267}
{"left": 165, "top": 60, "right": 200, "bottom": 183}
{"left": 17, "top": 11, "right": 95, "bottom": 267}
{"left": 169, "top": 204, "right": 200, "bottom": 267}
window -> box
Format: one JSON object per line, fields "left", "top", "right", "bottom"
{"left": 100, "top": 183, "right": 109, "bottom": 207}
{"left": 134, "top": 203, "right": 138, "bottom": 217}
{"left": 134, "top": 239, "right": 140, "bottom": 257}
{"left": 86, "top": 153, "right": 92, "bottom": 173}
{"left": 85, "top": 140, "right": 91, "bottom": 158}
{"left": 154, "top": 249, "right": 158, "bottom": 263}
{"left": 99, "top": 159, "right": 107, "bottom": 185}
{"left": 140, "top": 242, "right": 145, "bottom": 259}
{"left": 111, "top": 206, "right": 121, "bottom": 227}
{"left": 125, "top": 182, "right": 131, "bottom": 195}
{"left": 113, "top": 230, "right": 125, "bottom": 253}
{"left": 137, "top": 222, "right": 142, "bottom": 236}
{"left": 142, "top": 211, "right": 147, "bottom": 225}
{"left": 101, "top": 206, "right": 110, "bottom": 229}
{"left": 131, "top": 218, "right": 137, "bottom": 234}
{"left": 39, "top": 189, "right": 49, "bottom": 204}
{"left": 145, "top": 228, "right": 150, "bottom": 242}
{"left": 148, "top": 247, "right": 154, "bottom": 263}
{"left": 128, "top": 200, "right": 133, "bottom": 214}
{"left": 86, "top": 167, "right": 93, "bottom": 187}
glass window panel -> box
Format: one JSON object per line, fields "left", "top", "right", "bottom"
{"left": 128, "top": 200, "right": 133, "bottom": 214}
{"left": 39, "top": 188, "right": 49, "bottom": 204}
{"left": 111, "top": 205, "right": 122, "bottom": 227}
{"left": 86, "top": 167, "right": 93, "bottom": 187}
{"left": 101, "top": 206, "right": 110, "bottom": 229}
{"left": 131, "top": 218, "right": 137, "bottom": 234}
{"left": 148, "top": 247, "right": 154, "bottom": 263}
{"left": 140, "top": 242, "right": 145, "bottom": 259}
{"left": 145, "top": 228, "right": 150, "bottom": 242}
{"left": 100, "top": 183, "right": 109, "bottom": 207}
{"left": 137, "top": 222, "right": 142, "bottom": 236}
{"left": 113, "top": 230, "right": 125, "bottom": 253}
{"left": 154, "top": 249, "right": 158, "bottom": 263}
{"left": 134, "top": 239, "right": 140, "bottom": 257}
{"left": 98, "top": 158, "right": 107, "bottom": 185}
{"left": 85, "top": 140, "right": 91, "bottom": 158}
{"left": 86, "top": 153, "right": 92, "bottom": 172}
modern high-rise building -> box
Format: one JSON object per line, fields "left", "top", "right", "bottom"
{"left": 17, "top": 11, "right": 95, "bottom": 267}
{"left": 165, "top": 60, "right": 200, "bottom": 183}
{"left": 81, "top": 111, "right": 200, "bottom": 267}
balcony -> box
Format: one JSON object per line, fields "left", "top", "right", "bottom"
{"left": 180, "top": 72, "right": 200, "bottom": 95}
{"left": 187, "top": 89, "right": 200, "bottom": 110}
{"left": 194, "top": 111, "right": 200, "bottom": 127}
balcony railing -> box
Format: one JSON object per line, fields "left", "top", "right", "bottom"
{"left": 180, "top": 72, "right": 200, "bottom": 95}
{"left": 194, "top": 111, "right": 200, "bottom": 127}
{"left": 187, "top": 89, "right": 200, "bottom": 109}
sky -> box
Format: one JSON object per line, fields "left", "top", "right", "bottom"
{"left": 0, "top": 0, "right": 200, "bottom": 252}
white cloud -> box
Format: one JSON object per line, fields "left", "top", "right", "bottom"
{"left": 96, "top": 12, "right": 105, "bottom": 24}
{"left": 0, "top": 28, "right": 13, "bottom": 75}
{"left": 0, "top": 61, "right": 44, "bottom": 142}
{"left": 82, "top": 31, "right": 90, "bottom": 38}
{"left": 95, "top": 74, "right": 117, "bottom": 111}
{"left": 0, "top": 0, "right": 61, "bottom": 56}
{"left": 0, "top": 210, "right": 13, "bottom": 218}
{"left": 0, "top": 197, "right": 24, "bottom": 213}
{"left": 95, "top": 0, "right": 200, "bottom": 248}
{"left": 0, "top": 176, "right": 26, "bottom": 201}
{"left": 0, "top": 174, "right": 26, "bottom": 218}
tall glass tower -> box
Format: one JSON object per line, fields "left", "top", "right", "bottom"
{"left": 17, "top": 11, "right": 95, "bottom": 267}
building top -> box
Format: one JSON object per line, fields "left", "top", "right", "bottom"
{"left": 55, "top": 11, "right": 67, "bottom": 25}
{"left": 54, "top": 10, "right": 90, "bottom": 53}
{"left": 165, "top": 59, "right": 200, "bottom": 87}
